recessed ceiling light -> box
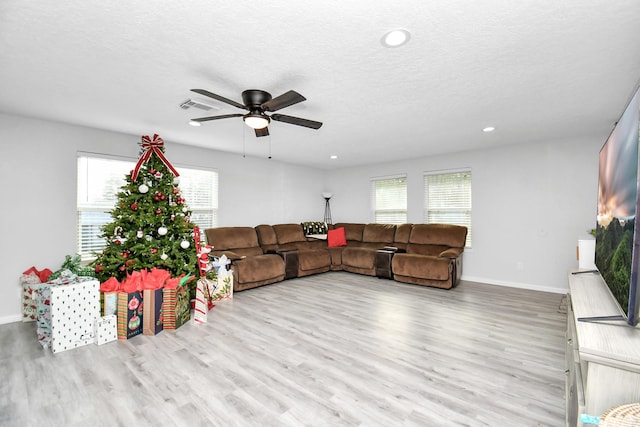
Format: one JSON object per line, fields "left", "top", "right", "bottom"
{"left": 330, "top": 155, "right": 338, "bottom": 159}
{"left": 482, "top": 126, "right": 496, "bottom": 132}
{"left": 381, "top": 29, "right": 411, "bottom": 48}
{"left": 188, "top": 120, "right": 202, "bottom": 127}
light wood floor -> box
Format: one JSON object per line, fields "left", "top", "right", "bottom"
{"left": 0, "top": 272, "right": 567, "bottom": 427}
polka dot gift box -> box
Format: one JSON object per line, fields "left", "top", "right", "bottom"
{"left": 49, "top": 280, "right": 100, "bottom": 353}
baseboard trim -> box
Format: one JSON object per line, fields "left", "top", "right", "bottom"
{"left": 461, "top": 275, "right": 567, "bottom": 294}
{"left": 0, "top": 314, "right": 22, "bottom": 325}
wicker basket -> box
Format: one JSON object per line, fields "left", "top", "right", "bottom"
{"left": 599, "top": 403, "right": 640, "bottom": 427}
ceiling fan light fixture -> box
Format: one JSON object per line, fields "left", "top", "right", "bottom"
{"left": 243, "top": 114, "right": 270, "bottom": 129}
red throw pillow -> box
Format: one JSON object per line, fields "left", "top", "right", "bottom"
{"left": 327, "top": 227, "right": 347, "bottom": 247}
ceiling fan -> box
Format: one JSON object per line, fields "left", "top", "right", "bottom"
{"left": 189, "top": 88, "right": 323, "bottom": 137}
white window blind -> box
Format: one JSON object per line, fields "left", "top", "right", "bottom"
{"left": 77, "top": 155, "right": 218, "bottom": 260}
{"left": 424, "top": 170, "right": 472, "bottom": 247}
{"left": 371, "top": 175, "right": 407, "bottom": 224}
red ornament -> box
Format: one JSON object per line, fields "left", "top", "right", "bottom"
{"left": 119, "top": 265, "right": 125, "bottom": 271}
{"left": 156, "top": 209, "right": 162, "bottom": 214}
{"left": 114, "top": 239, "right": 122, "bottom": 245}
{"left": 150, "top": 168, "right": 156, "bottom": 174}
{"left": 160, "top": 194, "right": 166, "bottom": 200}
{"left": 131, "top": 202, "right": 138, "bottom": 210}
{"left": 151, "top": 248, "right": 158, "bottom": 254}
{"left": 173, "top": 188, "right": 179, "bottom": 194}
{"left": 122, "top": 252, "right": 128, "bottom": 258}
{"left": 95, "top": 264, "right": 103, "bottom": 273}
{"left": 154, "top": 196, "right": 159, "bottom": 201}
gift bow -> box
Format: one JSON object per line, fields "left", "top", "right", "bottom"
{"left": 131, "top": 134, "right": 180, "bottom": 182}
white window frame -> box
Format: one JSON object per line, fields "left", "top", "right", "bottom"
{"left": 77, "top": 152, "right": 218, "bottom": 261}
{"left": 371, "top": 174, "right": 407, "bottom": 224}
{"left": 424, "top": 169, "right": 472, "bottom": 248}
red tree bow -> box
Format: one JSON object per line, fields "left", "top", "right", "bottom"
{"left": 131, "top": 134, "right": 180, "bottom": 182}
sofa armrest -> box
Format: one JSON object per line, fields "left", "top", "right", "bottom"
{"left": 276, "top": 249, "right": 299, "bottom": 279}
{"left": 211, "top": 250, "right": 245, "bottom": 261}
{"left": 439, "top": 248, "right": 462, "bottom": 259}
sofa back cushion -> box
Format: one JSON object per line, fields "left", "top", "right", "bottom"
{"left": 334, "top": 223, "right": 365, "bottom": 242}
{"left": 409, "top": 224, "right": 468, "bottom": 248}
{"left": 255, "top": 224, "right": 279, "bottom": 252}
{"left": 394, "top": 223, "right": 413, "bottom": 246}
{"left": 205, "top": 227, "right": 260, "bottom": 250}
{"left": 362, "top": 223, "right": 396, "bottom": 244}
{"left": 273, "top": 223, "right": 307, "bottom": 244}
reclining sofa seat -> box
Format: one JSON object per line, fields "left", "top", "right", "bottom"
{"left": 336, "top": 223, "right": 397, "bottom": 276}
{"left": 256, "top": 224, "right": 331, "bottom": 278}
{"left": 204, "top": 227, "right": 285, "bottom": 291}
{"left": 391, "top": 223, "right": 467, "bottom": 289}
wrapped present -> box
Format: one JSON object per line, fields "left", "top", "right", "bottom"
{"left": 100, "top": 277, "right": 121, "bottom": 316}
{"left": 21, "top": 271, "right": 43, "bottom": 322}
{"left": 48, "top": 254, "right": 95, "bottom": 281}
{"left": 47, "top": 280, "right": 100, "bottom": 353}
{"left": 21, "top": 266, "right": 53, "bottom": 322}
{"left": 163, "top": 274, "right": 192, "bottom": 330}
{"left": 143, "top": 288, "right": 163, "bottom": 335}
{"left": 95, "top": 315, "right": 117, "bottom": 345}
{"left": 101, "top": 292, "right": 119, "bottom": 316}
{"left": 117, "top": 291, "right": 143, "bottom": 340}
{"left": 193, "top": 278, "right": 209, "bottom": 325}
{"left": 211, "top": 264, "right": 234, "bottom": 302}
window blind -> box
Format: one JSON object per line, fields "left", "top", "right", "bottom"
{"left": 424, "top": 170, "right": 472, "bottom": 247}
{"left": 371, "top": 175, "right": 407, "bottom": 224}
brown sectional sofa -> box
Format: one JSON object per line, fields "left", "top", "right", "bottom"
{"left": 204, "top": 222, "right": 467, "bottom": 292}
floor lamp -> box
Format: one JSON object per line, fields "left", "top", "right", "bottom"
{"left": 323, "top": 192, "right": 333, "bottom": 224}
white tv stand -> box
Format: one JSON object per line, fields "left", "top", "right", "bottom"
{"left": 566, "top": 271, "right": 640, "bottom": 426}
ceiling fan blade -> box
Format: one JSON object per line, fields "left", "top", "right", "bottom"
{"left": 271, "top": 113, "right": 323, "bottom": 129}
{"left": 190, "top": 89, "right": 248, "bottom": 110}
{"left": 255, "top": 127, "right": 270, "bottom": 137}
{"left": 261, "top": 90, "right": 306, "bottom": 112}
{"left": 190, "top": 113, "right": 243, "bottom": 122}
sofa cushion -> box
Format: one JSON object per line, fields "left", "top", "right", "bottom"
{"left": 334, "top": 223, "right": 365, "bottom": 242}
{"left": 233, "top": 254, "right": 285, "bottom": 284}
{"left": 392, "top": 253, "right": 451, "bottom": 281}
{"left": 341, "top": 247, "right": 377, "bottom": 269}
{"left": 205, "top": 227, "right": 259, "bottom": 251}
{"left": 273, "top": 224, "right": 307, "bottom": 244}
{"left": 255, "top": 224, "right": 277, "bottom": 246}
{"left": 409, "top": 224, "right": 467, "bottom": 248}
{"left": 328, "top": 227, "right": 347, "bottom": 247}
{"left": 406, "top": 244, "right": 450, "bottom": 257}
{"left": 362, "top": 223, "right": 396, "bottom": 244}
{"left": 394, "top": 223, "right": 412, "bottom": 244}
{"left": 298, "top": 249, "right": 331, "bottom": 271}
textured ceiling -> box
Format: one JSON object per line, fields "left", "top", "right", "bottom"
{"left": 1, "top": 1, "right": 640, "bottom": 169}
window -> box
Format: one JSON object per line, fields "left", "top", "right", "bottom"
{"left": 77, "top": 155, "right": 218, "bottom": 260}
{"left": 424, "top": 170, "right": 472, "bottom": 247}
{"left": 371, "top": 175, "right": 407, "bottom": 224}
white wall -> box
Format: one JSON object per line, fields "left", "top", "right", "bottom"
{"left": 0, "top": 113, "right": 324, "bottom": 323}
{"left": 325, "top": 137, "right": 602, "bottom": 293}
{"left": 0, "top": 112, "right": 603, "bottom": 322}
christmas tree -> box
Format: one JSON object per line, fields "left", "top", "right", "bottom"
{"left": 92, "top": 134, "right": 198, "bottom": 284}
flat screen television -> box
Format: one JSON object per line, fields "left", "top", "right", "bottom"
{"left": 593, "top": 86, "right": 640, "bottom": 326}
